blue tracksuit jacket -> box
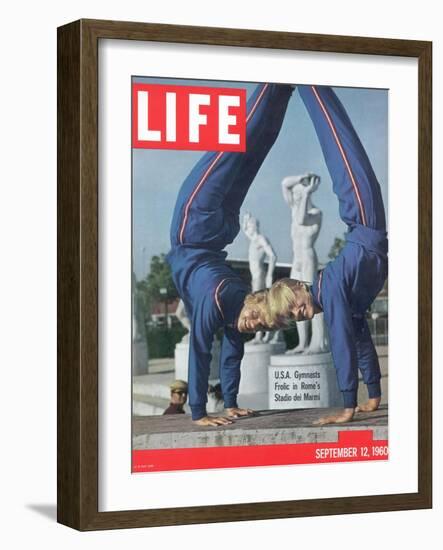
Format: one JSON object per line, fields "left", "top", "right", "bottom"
{"left": 167, "top": 84, "right": 294, "bottom": 420}
{"left": 299, "top": 85, "right": 388, "bottom": 409}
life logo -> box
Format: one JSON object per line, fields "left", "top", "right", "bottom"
{"left": 132, "top": 83, "right": 247, "bottom": 152}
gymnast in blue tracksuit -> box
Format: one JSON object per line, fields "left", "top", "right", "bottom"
{"left": 167, "top": 84, "right": 294, "bottom": 425}
{"left": 270, "top": 85, "right": 388, "bottom": 424}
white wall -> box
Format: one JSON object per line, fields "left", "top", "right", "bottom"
{"left": 0, "top": 0, "right": 441, "bottom": 546}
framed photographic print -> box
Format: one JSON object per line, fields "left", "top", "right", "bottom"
{"left": 57, "top": 19, "right": 432, "bottom": 530}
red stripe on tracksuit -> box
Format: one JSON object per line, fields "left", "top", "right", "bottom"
{"left": 178, "top": 84, "right": 270, "bottom": 244}
{"left": 311, "top": 85, "right": 367, "bottom": 226}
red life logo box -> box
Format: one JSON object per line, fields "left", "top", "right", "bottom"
{"left": 132, "top": 83, "right": 247, "bottom": 152}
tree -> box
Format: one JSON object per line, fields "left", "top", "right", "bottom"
{"left": 135, "top": 254, "right": 178, "bottom": 322}
{"left": 328, "top": 234, "right": 346, "bottom": 260}
{"left": 144, "top": 254, "right": 178, "bottom": 302}
{"left": 133, "top": 258, "right": 184, "bottom": 357}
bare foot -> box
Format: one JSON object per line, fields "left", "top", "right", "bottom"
{"left": 306, "top": 344, "right": 329, "bottom": 355}
{"left": 285, "top": 346, "right": 305, "bottom": 355}
{"left": 193, "top": 415, "right": 233, "bottom": 427}
{"left": 313, "top": 408, "right": 355, "bottom": 426}
{"left": 225, "top": 407, "right": 254, "bottom": 418}
{"left": 248, "top": 334, "right": 264, "bottom": 345}
{"left": 355, "top": 397, "right": 381, "bottom": 413}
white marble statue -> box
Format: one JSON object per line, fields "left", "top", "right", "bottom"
{"left": 243, "top": 212, "right": 276, "bottom": 291}
{"left": 242, "top": 212, "right": 284, "bottom": 346}
{"left": 175, "top": 299, "right": 191, "bottom": 343}
{"left": 282, "top": 173, "right": 329, "bottom": 354}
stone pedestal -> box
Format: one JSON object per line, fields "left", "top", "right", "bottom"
{"left": 268, "top": 352, "right": 341, "bottom": 409}
{"left": 268, "top": 340, "right": 286, "bottom": 356}
{"left": 266, "top": 330, "right": 287, "bottom": 356}
{"left": 174, "top": 340, "right": 220, "bottom": 381}
{"left": 240, "top": 342, "right": 271, "bottom": 394}
{"left": 237, "top": 342, "right": 271, "bottom": 409}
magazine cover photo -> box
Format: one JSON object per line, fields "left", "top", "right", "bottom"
{"left": 131, "top": 77, "right": 389, "bottom": 473}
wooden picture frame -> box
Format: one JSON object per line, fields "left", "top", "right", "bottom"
{"left": 57, "top": 18, "right": 432, "bottom": 530}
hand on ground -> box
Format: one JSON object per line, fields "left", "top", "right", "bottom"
{"left": 225, "top": 407, "right": 254, "bottom": 418}
{"left": 355, "top": 397, "right": 381, "bottom": 413}
{"left": 313, "top": 408, "right": 354, "bottom": 426}
{"left": 193, "top": 415, "right": 233, "bottom": 427}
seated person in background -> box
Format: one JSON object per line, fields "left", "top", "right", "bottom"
{"left": 163, "top": 380, "right": 188, "bottom": 415}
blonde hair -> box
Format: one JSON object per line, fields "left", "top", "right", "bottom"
{"left": 243, "top": 289, "right": 272, "bottom": 327}
{"left": 242, "top": 279, "right": 310, "bottom": 330}
{"left": 268, "top": 278, "right": 308, "bottom": 328}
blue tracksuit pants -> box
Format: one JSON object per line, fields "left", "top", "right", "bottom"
{"left": 167, "top": 84, "right": 293, "bottom": 419}
{"left": 299, "top": 85, "right": 388, "bottom": 408}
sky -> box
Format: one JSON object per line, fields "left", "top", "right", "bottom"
{"left": 132, "top": 77, "right": 388, "bottom": 280}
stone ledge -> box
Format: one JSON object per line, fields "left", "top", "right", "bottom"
{"left": 133, "top": 404, "right": 388, "bottom": 450}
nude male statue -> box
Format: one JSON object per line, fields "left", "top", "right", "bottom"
{"left": 242, "top": 212, "right": 279, "bottom": 345}
{"left": 242, "top": 212, "right": 276, "bottom": 292}
{"left": 282, "top": 173, "right": 329, "bottom": 354}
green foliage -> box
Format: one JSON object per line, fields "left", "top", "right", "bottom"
{"left": 135, "top": 254, "right": 178, "bottom": 316}
{"left": 146, "top": 325, "right": 187, "bottom": 358}
{"left": 144, "top": 254, "right": 178, "bottom": 303}
{"left": 328, "top": 234, "right": 346, "bottom": 260}
{"left": 133, "top": 255, "right": 182, "bottom": 358}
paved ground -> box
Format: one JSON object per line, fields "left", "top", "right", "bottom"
{"left": 133, "top": 404, "right": 388, "bottom": 449}
{"left": 133, "top": 346, "right": 389, "bottom": 449}
{"left": 145, "top": 358, "right": 175, "bottom": 374}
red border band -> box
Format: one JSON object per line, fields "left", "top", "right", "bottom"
{"left": 132, "top": 430, "right": 388, "bottom": 473}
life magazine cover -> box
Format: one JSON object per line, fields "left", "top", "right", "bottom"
{"left": 131, "top": 77, "right": 389, "bottom": 473}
